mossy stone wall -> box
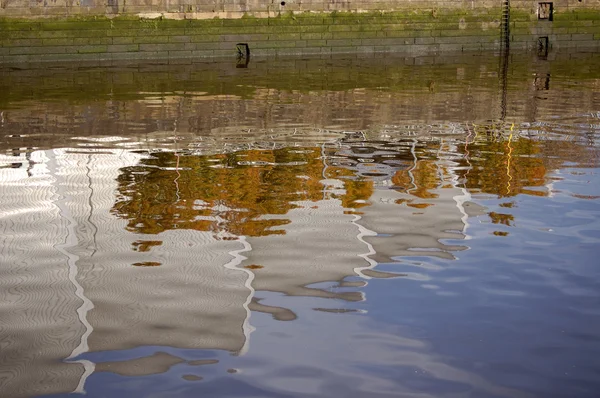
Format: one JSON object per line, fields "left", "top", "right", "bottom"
{"left": 0, "top": 1, "right": 599, "bottom": 63}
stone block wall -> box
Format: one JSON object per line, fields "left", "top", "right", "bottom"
{"left": 0, "top": 1, "right": 511, "bottom": 17}
{"left": 511, "top": 1, "right": 600, "bottom": 52}
{"left": 0, "top": 1, "right": 599, "bottom": 63}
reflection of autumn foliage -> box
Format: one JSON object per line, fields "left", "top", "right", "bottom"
{"left": 340, "top": 179, "right": 374, "bottom": 209}
{"left": 459, "top": 133, "right": 599, "bottom": 198}
{"left": 461, "top": 137, "right": 546, "bottom": 198}
{"left": 384, "top": 136, "right": 591, "bottom": 201}
{"left": 391, "top": 160, "right": 439, "bottom": 199}
{"left": 112, "top": 147, "right": 373, "bottom": 237}
{"left": 132, "top": 262, "right": 162, "bottom": 267}
{"left": 244, "top": 264, "right": 264, "bottom": 270}
{"left": 387, "top": 136, "right": 589, "bottom": 201}
{"left": 408, "top": 202, "right": 433, "bottom": 209}
{"left": 488, "top": 212, "right": 514, "bottom": 226}
{"left": 325, "top": 166, "right": 374, "bottom": 209}
{"left": 132, "top": 240, "right": 163, "bottom": 252}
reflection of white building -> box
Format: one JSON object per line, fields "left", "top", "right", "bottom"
{"left": 1, "top": 150, "right": 84, "bottom": 397}
{"left": 240, "top": 154, "right": 484, "bottom": 313}
{"left": 360, "top": 156, "right": 486, "bottom": 266}
{"left": 0, "top": 143, "right": 485, "bottom": 398}
{"left": 243, "top": 198, "right": 372, "bottom": 306}
{"left": 329, "top": 139, "right": 485, "bottom": 265}
{"left": 0, "top": 149, "right": 253, "bottom": 398}
{"left": 359, "top": 185, "right": 475, "bottom": 263}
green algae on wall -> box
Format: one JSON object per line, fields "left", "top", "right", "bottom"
{"left": 508, "top": 7, "right": 600, "bottom": 52}
{"left": 1, "top": 7, "right": 599, "bottom": 63}
{"left": 0, "top": 9, "right": 505, "bottom": 62}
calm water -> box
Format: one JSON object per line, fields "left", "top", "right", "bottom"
{"left": 1, "top": 53, "right": 600, "bottom": 398}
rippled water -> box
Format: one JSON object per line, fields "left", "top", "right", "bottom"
{"left": 1, "top": 53, "right": 600, "bottom": 398}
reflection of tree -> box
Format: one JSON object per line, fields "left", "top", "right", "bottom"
{"left": 369, "top": 131, "right": 548, "bottom": 200}
{"left": 488, "top": 212, "right": 514, "bottom": 226}
{"left": 460, "top": 137, "right": 547, "bottom": 198}
{"left": 391, "top": 160, "right": 439, "bottom": 199}
{"left": 111, "top": 134, "right": 595, "bottom": 241}
{"left": 112, "top": 147, "right": 373, "bottom": 238}
{"left": 384, "top": 134, "right": 591, "bottom": 201}
{"left": 132, "top": 240, "right": 163, "bottom": 252}
{"left": 325, "top": 166, "right": 374, "bottom": 209}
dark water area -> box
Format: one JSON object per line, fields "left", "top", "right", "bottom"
{"left": 1, "top": 53, "right": 600, "bottom": 398}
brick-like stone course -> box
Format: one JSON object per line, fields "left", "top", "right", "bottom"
{"left": 0, "top": 1, "right": 599, "bottom": 63}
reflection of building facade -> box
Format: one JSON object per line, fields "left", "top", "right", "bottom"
{"left": 1, "top": 150, "right": 86, "bottom": 397}
{"left": 243, "top": 199, "right": 370, "bottom": 304}
{"left": 0, "top": 149, "right": 253, "bottom": 397}
{"left": 324, "top": 139, "right": 484, "bottom": 264}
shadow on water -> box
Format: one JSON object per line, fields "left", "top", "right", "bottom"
{"left": 1, "top": 53, "right": 600, "bottom": 398}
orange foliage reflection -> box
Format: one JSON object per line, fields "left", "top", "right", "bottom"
{"left": 112, "top": 147, "right": 373, "bottom": 238}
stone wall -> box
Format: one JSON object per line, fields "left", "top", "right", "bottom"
{"left": 0, "top": 0, "right": 508, "bottom": 17}
{"left": 0, "top": 1, "right": 599, "bottom": 63}
{"left": 511, "top": 1, "right": 600, "bottom": 51}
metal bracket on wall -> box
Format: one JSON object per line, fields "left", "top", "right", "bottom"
{"left": 236, "top": 43, "right": 250, "bottom": 68}
{"left": 538, "top": 36, "right": 549, "bottom": 58}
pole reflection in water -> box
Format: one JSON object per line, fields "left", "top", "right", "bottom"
{"left": 0, "top": 53, "right": 599, "bottom": 398}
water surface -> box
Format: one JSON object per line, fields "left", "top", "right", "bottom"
{"left": 1, "top": 53, "right": 600, "bottom": 398}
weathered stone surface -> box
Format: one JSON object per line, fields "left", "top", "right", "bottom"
{"left": 0, "top": 2, "right": 599, "bottom": 62}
